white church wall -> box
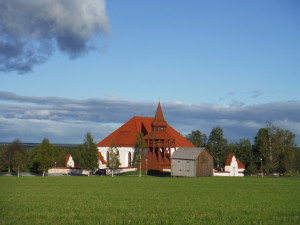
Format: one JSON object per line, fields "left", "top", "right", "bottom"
{"left": 48, "top": 168, "right": 89, "bottom": 175}
{"left": 98, "top": 147, "right": 135, "bottom": 168}
{"left": 224, "top": 155, "right": 244, "bottom": 177}
{"left": 98, "top": 159, "right": 106, "bottom": 169}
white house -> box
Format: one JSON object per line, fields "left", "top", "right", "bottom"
{"left": 66, "top": 154, "right": 75, "bottom": 167}
{"left": 214, "top": 153, "right": 245, "bottom": 177}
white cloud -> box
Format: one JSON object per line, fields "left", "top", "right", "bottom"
{"left": 0, "top": 91, "right": 299, "bottom": 145}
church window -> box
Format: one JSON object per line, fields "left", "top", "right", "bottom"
{"left": 106, "top": 152, "right": 110, "bottom": 167}
{"left": 128, "top": 152, "right": 132, "bottom": 167}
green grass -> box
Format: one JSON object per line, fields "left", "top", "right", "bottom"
{"left": 0, "top": 176, "right": 299, "bottom": 225}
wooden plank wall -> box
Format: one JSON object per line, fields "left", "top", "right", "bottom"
{"left": 196, "top": 150, "right": 214, "bottom": 176}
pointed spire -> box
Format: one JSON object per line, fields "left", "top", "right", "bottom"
{"left": 151, "top": 102, "right": 167, "bottom": 128}
{"left": 155, "top": 102, "right": 165, "bottom": 121}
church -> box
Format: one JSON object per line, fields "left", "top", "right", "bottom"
{"left": 97, "top": 103, "right": 194, "bottom": 172}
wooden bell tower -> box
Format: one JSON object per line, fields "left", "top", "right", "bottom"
{"left": 143, "top": 102, "right": 175, "bottom": 171}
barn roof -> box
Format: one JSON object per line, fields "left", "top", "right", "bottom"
{"left": 97, "top": 116, "right": 194, "bottom": 148}
{"left": 171, "top": 147, "right": 207, "bottom": 160}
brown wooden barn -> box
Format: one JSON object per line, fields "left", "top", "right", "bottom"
{"left": 171, "top": 147, "right": 214, "bottom": 177}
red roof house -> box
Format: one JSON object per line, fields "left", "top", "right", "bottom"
{"left": 65, "top": 153, "right": 74, "bottom": 168}
{"left": 223, "top": 153, "right": 245, "bottom": 176}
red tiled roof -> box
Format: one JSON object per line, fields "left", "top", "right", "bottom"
{"left": 225, "top": 153, "right": 245, "bottom": 169}
{"left": 66, "top": 153, "right": 71, "bottom": 164}
{"left": 98, "top": 152, "right": 106, "bottom": 164}
{"left": 144, "top": 129, "right": 175, "bottom": 140}
{"left": 236, "top": 158, "right": 245, "bottom": 169}
{"left": 97, "top": 116, "right": 194, "bottom": 148}
{"left": 225, "top": 153, "right": 234, "bottom": 166}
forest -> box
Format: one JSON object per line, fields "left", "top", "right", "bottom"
{"left": 186, "top": 123, "right": 300, "bottom": 175}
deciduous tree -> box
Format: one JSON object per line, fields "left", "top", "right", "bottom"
{"left": 207, "top": 126, "right": 227, "bottom": 169}
{"left": 185, "top": 130, "right": 207, "bottom": 147}
{"left": 134, "top": 132, "right": 146, "bottom": 177}
{"left": 32, "top": 138, "right": 56, "bottom": 176}
{"left": 253, "top": 123, "right": 297, "bottom": 174}
{"left": 107, "top": 139, "right": 120, "bottom": 177}
{"left": 12, "top": 150, "right": 27, "bottom": 177}
{"left": 5, "top": 139, "right": 27, "bottom": 173}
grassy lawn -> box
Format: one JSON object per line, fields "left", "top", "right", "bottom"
{"left": 0, "top": 176, "right": 299, "bottom": 225}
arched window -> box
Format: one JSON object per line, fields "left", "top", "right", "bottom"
{"left": 128, "top": 152, "right": 132, "bottom": 167}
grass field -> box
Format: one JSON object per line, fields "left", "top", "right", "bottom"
{"left": 0, "top": 176, "right": 299, "bottom": 225}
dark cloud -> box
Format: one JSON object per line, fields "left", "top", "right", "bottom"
{"left": 0, "top": 0, "right": 110, "bottom": 74}
{"left": 0, "top": 91, "right": 299, "bottom": 144}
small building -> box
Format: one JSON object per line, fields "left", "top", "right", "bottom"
{"left": 171, "top": 147, "right": 214, "bottom": 177}
{"left": 213, "top": 153, "right": 245, "bottom": 177}
{"left": 66, "top": 154, "right": 75, "bottom": 167}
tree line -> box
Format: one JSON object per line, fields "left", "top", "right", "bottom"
{"left": 185, "top": 123, "right": 300, "bottom": 175}
{"left": 0, "top": 133, "right": 113, "bottom": 176}
{"left": 0, "top": 131, "right": 135, "bottom": 176}
{"left": 1, "top": 124, "right": 299, "bottom": 176}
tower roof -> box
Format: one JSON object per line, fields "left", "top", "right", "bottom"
{"left": 151, "top": 102, "right": 167, "bottom": 127}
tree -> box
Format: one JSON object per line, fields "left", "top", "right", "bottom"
{"left": 134, "top": 132, "right": 146, "bottom": 177}
{"left": 0, "top": 145, "right": 8, "bottom": 171}
{"left": 32, "top": 138, "right": 56, "bottom": 176}
{"left": 107, "top": 139, "right": 120, "bottom": 177}
{"left": 55, "top": 146, "right": 78, "bottom": 167}
{"left": 253, "top": 128, "right": 269, "bottom": 172}
{"left": 4, "top": 139, "right": 27, "bottom": 173}
{"left": 227, "top": 139, "right": 256, "bottom": 174}
{"left": 274, "top": 129, "right": 297, "bottom": 174}
{"left": 253, "top": 123, "right": 297, "bottom": 174}
{"left": 236, "top": 139, "right": 252, "bottom": 169}
{"left": 77, "top": 132, "right": 99, "bottom": 176}
{"left": 207, "top": 126, "right": 227, "bottom": 169}
{"left": 185, "top": 130, "right": 207, "bottom": 147}
{"left": 296, "top": 148, "right": 300, "bottom": 173}
{"left": 12, "top": 151, "right": 27, "bottom": 177}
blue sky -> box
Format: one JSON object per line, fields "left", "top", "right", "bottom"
{"left": 0, "top": 0, "right": 300, "bottom": 144}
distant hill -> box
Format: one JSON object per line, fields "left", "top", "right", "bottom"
{"left": 0, "top": 142, "right": 80, "bottom": 148}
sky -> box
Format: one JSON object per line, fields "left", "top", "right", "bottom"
{"left": 0, "top": 0, "right": 300, "bottom": 145}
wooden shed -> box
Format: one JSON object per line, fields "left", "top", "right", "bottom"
{"left": 171, "top": 147, "right": 214, "bottom": 177}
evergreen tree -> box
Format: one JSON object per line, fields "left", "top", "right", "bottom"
{"left": 236, "top": 139, "right": 252, "bottom": 169}
{"left": 107, "top": 139, "right": 120, "bottom": 177}
{"left": 77, "top": 132, "right": 99, "bottom": 176}
{"left": 207, "top": 126, "right": 227, "bottom": 169}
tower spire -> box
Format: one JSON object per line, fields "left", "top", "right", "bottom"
{"left": 151, "top": 102, "right": 167, "bottom": 128}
